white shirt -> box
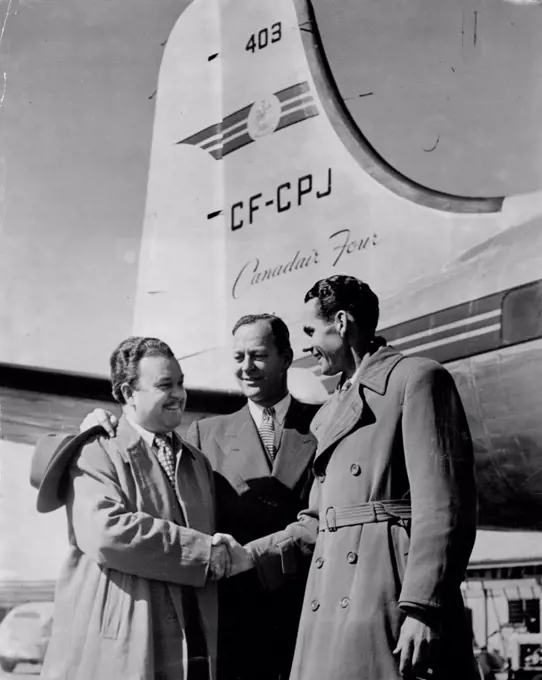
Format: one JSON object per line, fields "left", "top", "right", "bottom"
{"left": 337, "top": 363, "right": 365, "bottom": 394}
{"left": 248, "top": 392, "right": 291, "bottom": 427}
{"left": 248, "top": 392, "right": 291, "bottom": 451}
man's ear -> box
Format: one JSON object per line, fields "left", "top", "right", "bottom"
{"left": 120, "top": 382, "right": 134, "bottom": 404}
{"left": 335, "top": 310, "right": 349, "bottom": 338}
{"left": 283, "top": 348, "right": 294, "bottom": 370}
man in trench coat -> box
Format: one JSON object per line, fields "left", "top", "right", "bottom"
{"left": 36, "top": 336, "right": 240, "bottom": 680}
{"left": 230, "top": 275, "right": 479, "bottom": 680}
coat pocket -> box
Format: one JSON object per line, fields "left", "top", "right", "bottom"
{"left": 100, "top": 569, "right": 129, "bottom": 640}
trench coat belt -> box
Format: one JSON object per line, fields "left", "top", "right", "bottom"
{"left": 319, "top": 500, "right": 412, "bottom": 532}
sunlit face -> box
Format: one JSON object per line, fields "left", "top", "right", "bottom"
{"left": 233, "top": 320, "right": 292, "bottom": 407}
{"left": 124, "top": 355, "right": 187, "bottom": 433}
{"left": 302, "top": 298, "right": 347, "bottom": 376}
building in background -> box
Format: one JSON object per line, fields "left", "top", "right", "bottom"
{"left": 465, "top": 531, "right": 542, "bottom": 676}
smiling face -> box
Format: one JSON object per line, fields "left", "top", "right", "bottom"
{"left": 124, "top": 354, "right": 187, "bottom": 433}
{"left": 302, "top": 298, "right": 348, "bottom": 377}
{"left": 233, "top": 320, "right": 292, "bottom": 407}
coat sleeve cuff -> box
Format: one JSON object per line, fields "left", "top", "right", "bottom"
{"left": 398, "top": 600, "right": 442, "bottom": 630}
{"left": 182, "top": 531, "right": 213, "bottom": 587}
{"left": 249, "top": 537, "right": 298, "bottom": 592}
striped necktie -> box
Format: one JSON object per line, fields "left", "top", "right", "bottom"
{"left": 258, "top": 407, "right": 276, "bottom": 461}
{"left": 154, "top": 434, "right": 177, "bottom": 487}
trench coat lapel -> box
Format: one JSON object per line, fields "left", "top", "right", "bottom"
{"left": 313, "top": 345, "right": 404, "bottom": 460}
{"left": 222, "top": 405, "right": 272, "bottom": 491}
{"left": 272, "top": 399, "right": 316, "bottom": 489}
{"left": 313, "top": 387, "right": 364, "bottom": 460}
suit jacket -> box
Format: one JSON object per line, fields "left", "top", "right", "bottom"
{"left": 41, "top": 416, "right": 218, "bottom": 680}
{"left": 186, "top": 397, "right": 318, "bottom": 680}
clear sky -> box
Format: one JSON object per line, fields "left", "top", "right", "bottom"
{"left": 0, "top": 0, "right": 188, "bottom": 375}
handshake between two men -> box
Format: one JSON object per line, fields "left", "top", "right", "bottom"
{"left": 209, "top": 532, "right": 256, "bottom": 580}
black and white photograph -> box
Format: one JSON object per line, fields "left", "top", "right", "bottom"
{"left": 1, "top": 0, "right": 542, "bottom": 678}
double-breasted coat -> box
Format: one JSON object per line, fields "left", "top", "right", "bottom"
{"left": 40, "top": 416, "right": 218, "bottom": 680}
{"left": 186, "top": 398, "right": 318, "bottom": 680}
{"left": 249, "top": 346, "right": 478, "bottom": 680}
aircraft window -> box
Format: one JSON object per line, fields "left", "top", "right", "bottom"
{"left": 508, "top": 599, "right": 540, "bottom": 633}
{"left": 502, "top": 281, "right": 542, "bottom": 346}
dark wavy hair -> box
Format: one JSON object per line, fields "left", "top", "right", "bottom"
{"left": 232, "top": 313, "right": 292, "bottom": 355}
{"left": 304, "top": 275, "right": 380, "bottom": 337}
{"left": 110, "top": 336, "right": 175, "bottom": 404}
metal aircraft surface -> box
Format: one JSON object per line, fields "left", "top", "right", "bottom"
{"left": 132, "top": 0, "right": 542, "bottom": 529}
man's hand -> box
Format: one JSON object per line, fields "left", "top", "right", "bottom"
{"left": 209, "top": 542, "right": 232, "bottom": 580}
{"left": 393, "top": 615, "right": 439, "bottom": 678}
{"left": 80, "top": 408, "right": 118, "bottom": 437}
{"left": 211, "top": 533, "right": 254, "bottom": 578}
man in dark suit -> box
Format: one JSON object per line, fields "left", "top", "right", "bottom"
{"left": 185, "top": 314, "right": 318, "bottom": 680}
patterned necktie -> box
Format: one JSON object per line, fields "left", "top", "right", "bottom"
{"left": 258, "top": 407, "right": 276, "bottom": 461}
{"left": 154, "top": 434, "right": 177, "bottom": 487}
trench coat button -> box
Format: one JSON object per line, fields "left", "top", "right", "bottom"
{"left": 350, "top": 463, "right": 361, "bottom": 476}
{"left": 340, "top": 597, "right": 350, "bottom": 608}
{"left": 346, "top": 551, "right": 358, "bottom": 564}
{"left": 318, "top": 473, "right": 326, "bottom": 483}
{"left": 315, "top": 557, "right": 324, "bottom": 569}
{"left": 311, "top": 599, "right": 320, "bottom": 611}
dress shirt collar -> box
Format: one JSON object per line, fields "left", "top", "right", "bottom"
{"left": 336, "top": 361, "right": 366, "bottom": 395}
{"left": 125, "top": 413, "right": 175, "bottom": 449}
{"left": 247, "top": 392, "right": 291, "bottom": 428}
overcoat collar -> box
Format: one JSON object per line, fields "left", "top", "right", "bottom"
{"left": 222, "top": 400, "right": 315, "bottom": 491}
{"left": 311, "top": 345, "right": 404, "bottom": 459}
{"left": 116, "top": 414, "right": 145, "bottom": 455}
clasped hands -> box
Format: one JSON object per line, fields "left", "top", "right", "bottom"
{"left": 209, "top": 533, "right": 254, "bottom": 580}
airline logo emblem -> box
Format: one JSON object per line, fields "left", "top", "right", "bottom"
{"left": 247, "top": 95, "right": 282, "bottom": 139}
{"left": 177, "top": 81, "right": 319, "bottom": 160}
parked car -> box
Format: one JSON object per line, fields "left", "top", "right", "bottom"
{"left": 0, "top": 602, "right": 54, "bottom": 673}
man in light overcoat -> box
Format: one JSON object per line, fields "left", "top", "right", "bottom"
{"left": 230, "top": 275, "right": 479, "bottom": 680}
{"left": 36, "top": 336, "right": 237, "bottom": 680}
